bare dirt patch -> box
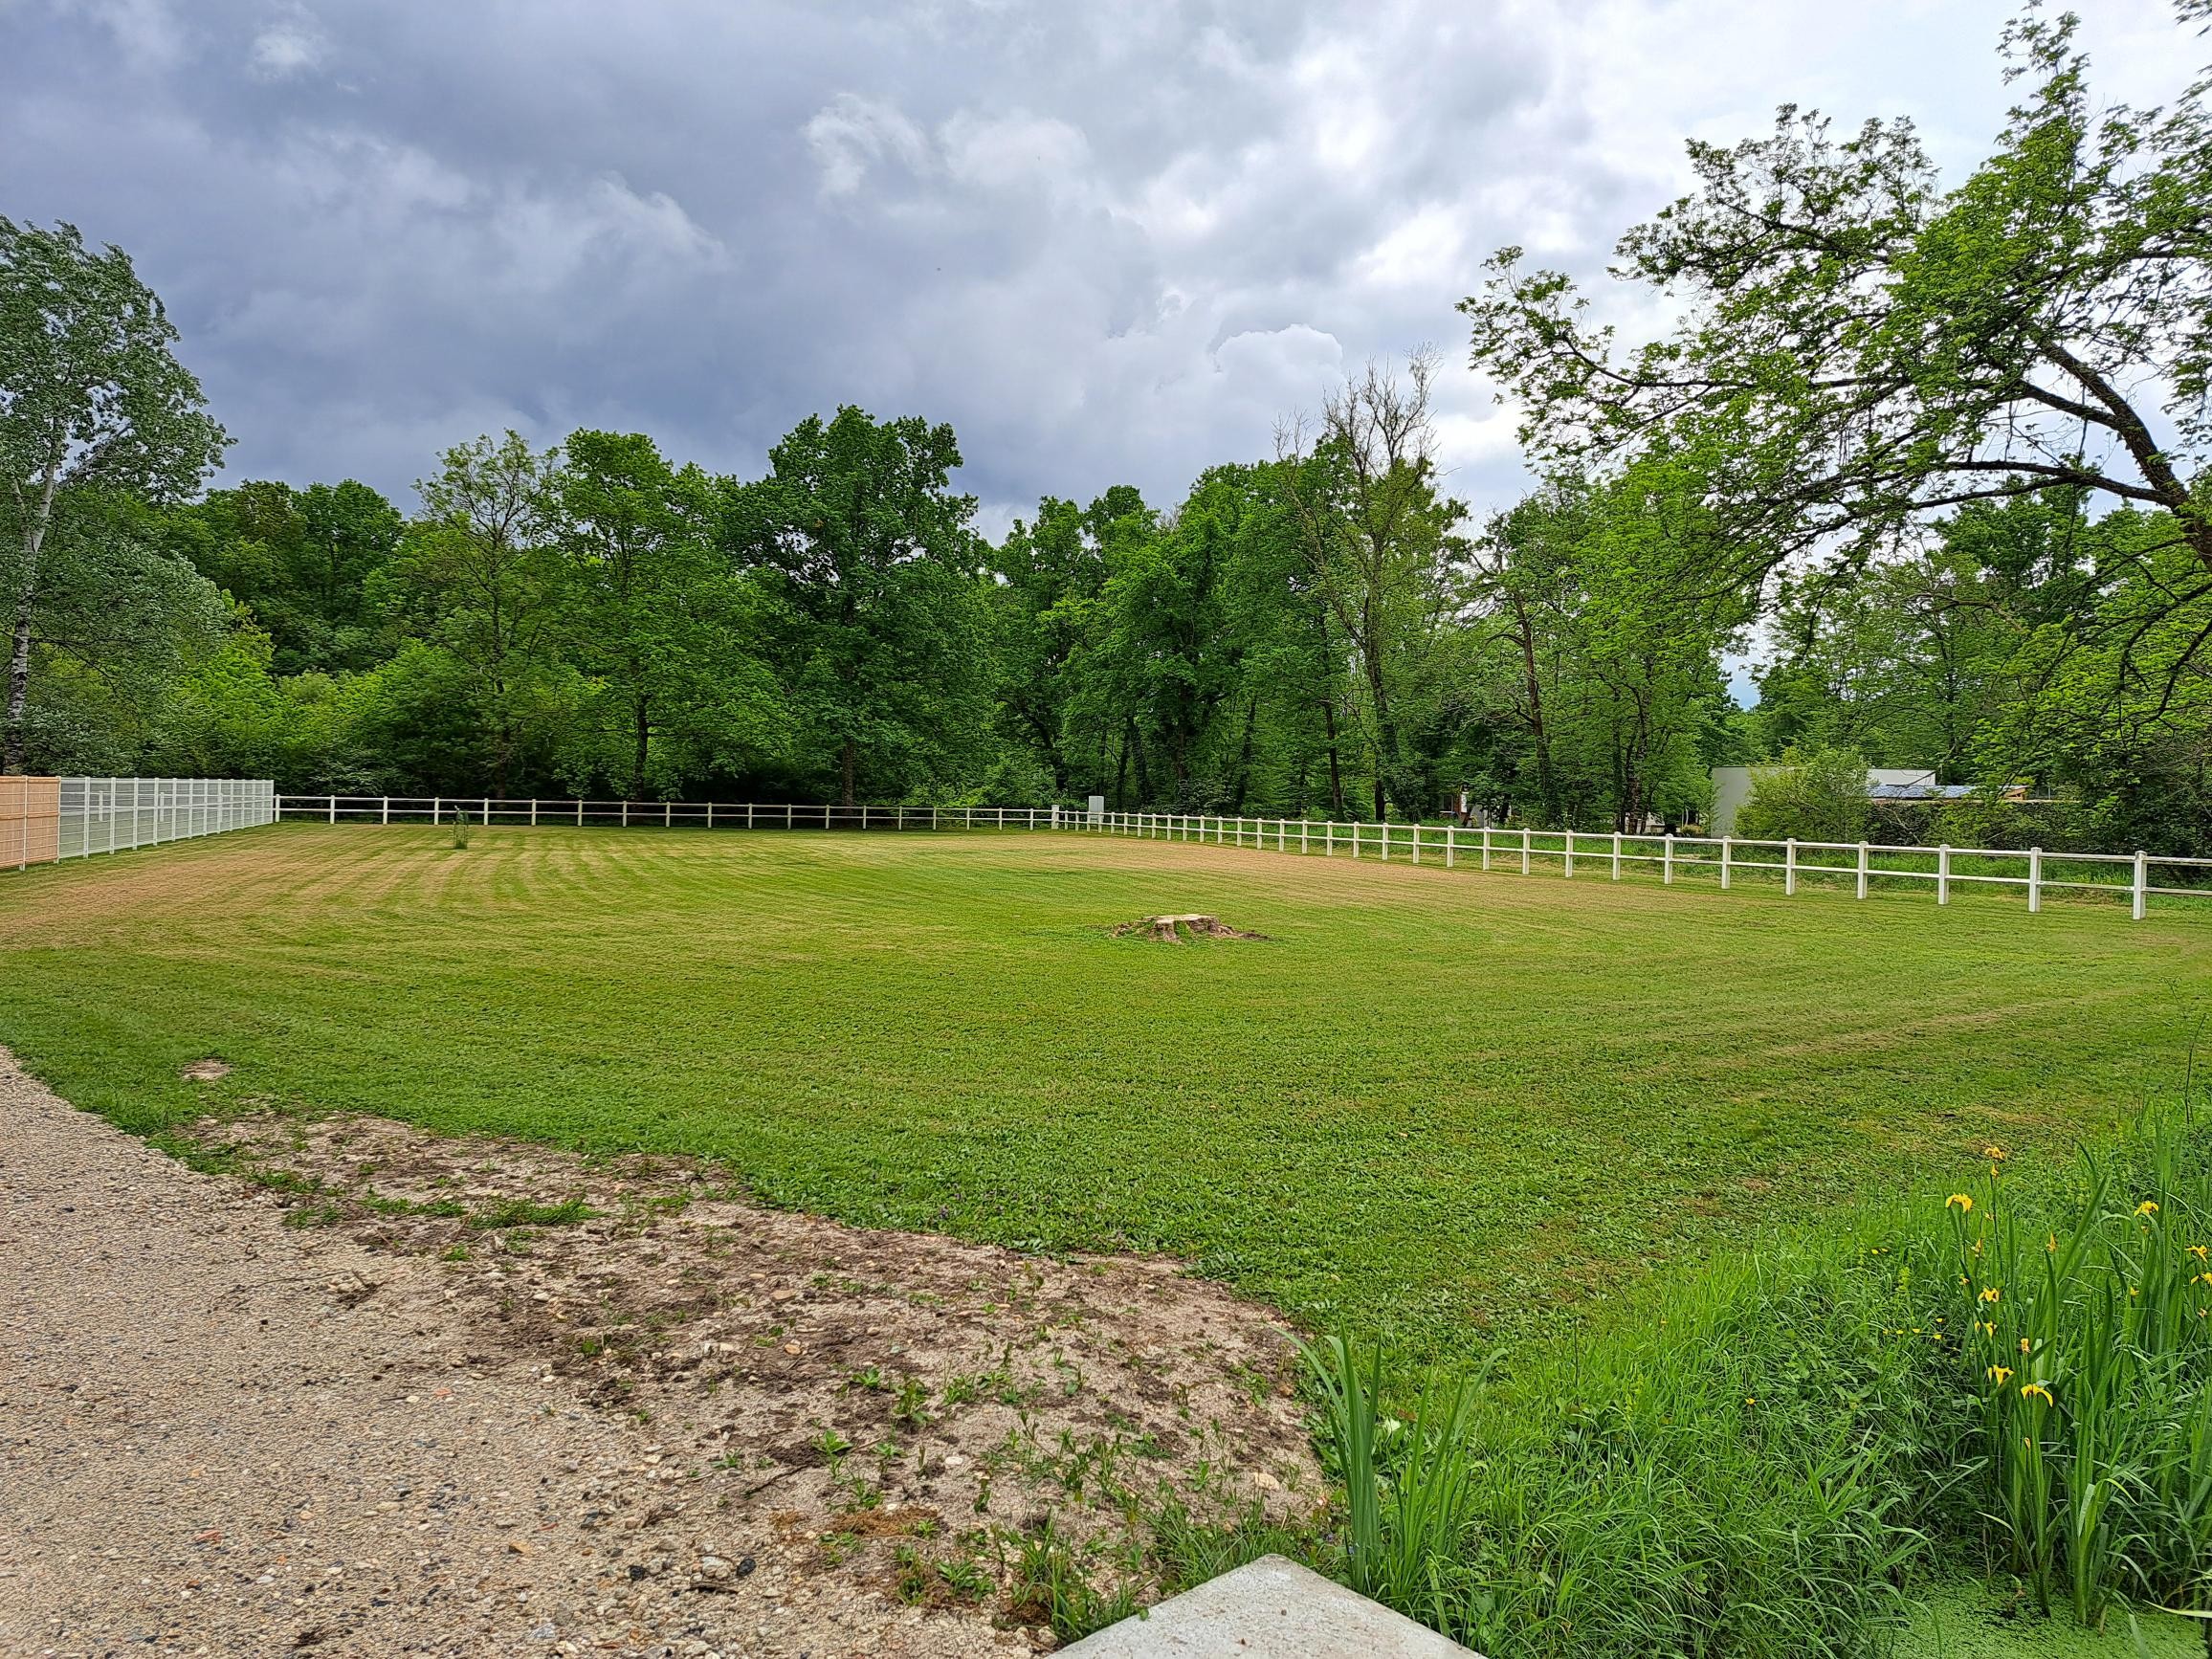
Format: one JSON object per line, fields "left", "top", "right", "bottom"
{"left": 171, "top": 1108, "right": 1318, "bottom": 1643}
{"left": 1109, "top": 914, "right": 1268, "bottom": 942}
{"left": 179, "top": 1057, "right": 232, "bottom": 1081}
{"left": 2, "top": 1051, "right": 1318, "bottom": 1659}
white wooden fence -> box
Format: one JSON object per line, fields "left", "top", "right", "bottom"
{"left": 1083, "top": 812, "right": 2210, "bottom": 920}
{"left": 276, "top": 796, "right": 1071, "bottom": 832}
{"left": 270, "top": 795, "right": 2212, "bottom": 920}
{"left": 7, "top": 778, "right": 276, "bottom": 869}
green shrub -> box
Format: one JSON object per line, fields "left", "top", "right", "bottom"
{"left": 1736, "top": 746, "right": 1872, "bottom": 844}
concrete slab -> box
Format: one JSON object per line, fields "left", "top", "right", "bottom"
{"left": 1056, "top": 1555, "right": 1479, "bottom": 1658}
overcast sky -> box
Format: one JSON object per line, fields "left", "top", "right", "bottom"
{"left": 2, "top": 0, "right": 2196, "bottom": 535}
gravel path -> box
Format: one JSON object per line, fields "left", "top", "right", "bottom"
{"left": 0, "top": 1054, "right": 1029, "bottom": 1658}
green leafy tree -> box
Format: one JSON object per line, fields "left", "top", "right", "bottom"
{"left": 1464, "top": 8, "right": 2212, "bottom": 589}
{"left": 990, "top": 490, "right": 1126, "bottom": 795}
{"left": 388, "top": 431, "right": 567, "bottom": 796}
{"left": 169, "top": 479, "right": 402, "bottom": 675}
{"left": 1472, "top": 464, "right": 1742, "bottom": 830}
{"left": 552, "top": 430, "right": 779, "bottom": 799}
{"left": 1279, "top": 352, "right": 1469, "bottom": 819}
{"left": 1, "top": 218, "right": 228, "bottom": 771}
{"left": 725, "top": 408, "right": 993, "bottom": 806}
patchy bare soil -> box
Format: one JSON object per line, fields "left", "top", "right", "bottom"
{"left": 0, "top": 1053, "right": 1318, "bottom": 1659}
{"left": 1109, "top": 915, "right": 1268, "bottom": 943}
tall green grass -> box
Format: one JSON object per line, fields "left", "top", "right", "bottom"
{"left": 1296, "top": 1107, "right": 2212, "bottom": 1657}
{"left": 1943, "top": 1118, "right": 2212, "bottom": 1621}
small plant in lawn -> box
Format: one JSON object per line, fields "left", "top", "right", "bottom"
{"left": 447, "top": 807, "right": 473, "bottom": 849}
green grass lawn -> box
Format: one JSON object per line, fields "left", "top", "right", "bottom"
{"left": 4, "top": 821, "right": 2206, "bottom": 1354}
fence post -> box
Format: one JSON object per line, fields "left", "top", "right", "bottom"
{"left": 663, "top": 801, "right": 671, "bottom": 828}
{"left": 1611, "top": 830, "right": 1622, "bottom": 881}
{"left": 1522, "top": 826, "right": 1532, "bottom": 874}
{"left": 381, "top": 797, "right": 390, "bottom": 827}
{"left": 2027, "top": 846, "right": 2041, "bottom": 914}
{"left": 577, "top": 799, "right": 584, "bottom": 826}
{"left": 622, "top": 801, "right": 630, "bottom": 828}
{"left": 1785, "top": 838, "right": 1797, "bottom": 896}
{"left": 1445, "top": 825, "right": 1454, "bottom": 869}
{"left": 485, "top": 797, "right": 492, "bottom": 825}
{"left": 328, "top": 795, "right": 338, "bottom": 825}
{"left": 2134, "top": 850, "right": 2148, "bottom": 920}
{"left": 1720, "top": 835, "right": 1732, "bottom": 890}
{"left": 1937, "top": 845, "right": 1951, "bottom": 906}
{"left": 1563, "top": 829, "right": 1575, "bottom": 879}
{"left": 1663, "top": 832, "right": 1674, "bottom": 885}
{"left": 1482, "top": 825, "right": 1493, "bottom": 872}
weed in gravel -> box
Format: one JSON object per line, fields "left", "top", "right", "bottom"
{"left": 463, "top": 1197, "right": 596, "bottom": 1230}
{"left": 1004, "top": 1518, "right": 1139, "bottom": 1642}
{"left": 893, "top": 1376, "right": 932, "bottom": 1429}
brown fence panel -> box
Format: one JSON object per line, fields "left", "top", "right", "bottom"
{"left": 1, "top": 776, "right": 61, "bottom": 869}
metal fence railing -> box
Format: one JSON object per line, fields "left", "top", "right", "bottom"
{"left": 5, "top": 778, "right": 277, "bottom": 870}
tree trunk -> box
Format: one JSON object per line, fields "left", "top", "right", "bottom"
{"left": 1229, "top": 695, "right": 1258, "bottom": 812}
{"left": 4, "top": 573, "right": 36, "bottom": 776}
{"left": 4, "top": 471, "right": 60, "bottom": 776}
{"left": 1320, "top": 700, "right": 1345, "bottom": 818}
{"left": 840, "top": 737, "right": 858, "bottom": 809}
{"left": 1507, "top": 590, "right": 1561, "bottom": 828}
{"left": 1360, "top": 606, "right": 1410, "bottom": 820}
{"left": 1127, "top": 720, "right": 1152, "bottom": 807}
{"left": 630, "top": 697, "right": 651, "bottom": 802}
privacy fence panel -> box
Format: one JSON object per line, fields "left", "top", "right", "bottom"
{"left": 4, "top": 778, "right": 276, "bottom": 871}
{"left": 2, "top": 776, "right": 61, "bottom": 869}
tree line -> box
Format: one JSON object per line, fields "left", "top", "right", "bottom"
{"left": 7, "top": 6, "right": 2210, "bottom": 849}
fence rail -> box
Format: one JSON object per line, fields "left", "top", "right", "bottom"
{"left": 270, "top": 795, "right": 2208, "bottom": 920}
{"left": 6, "top": 778, "right": 276, "bottom": 870}
{"left": 1086, "top": 811, "right": 2210, "bottom": 921}
{"left": 276, "top": 796, "right": 1070, "bottom": 832}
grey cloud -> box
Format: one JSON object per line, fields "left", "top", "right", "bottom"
{"left": 3, "top": 0, "right": 2189, "bottom": 524}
